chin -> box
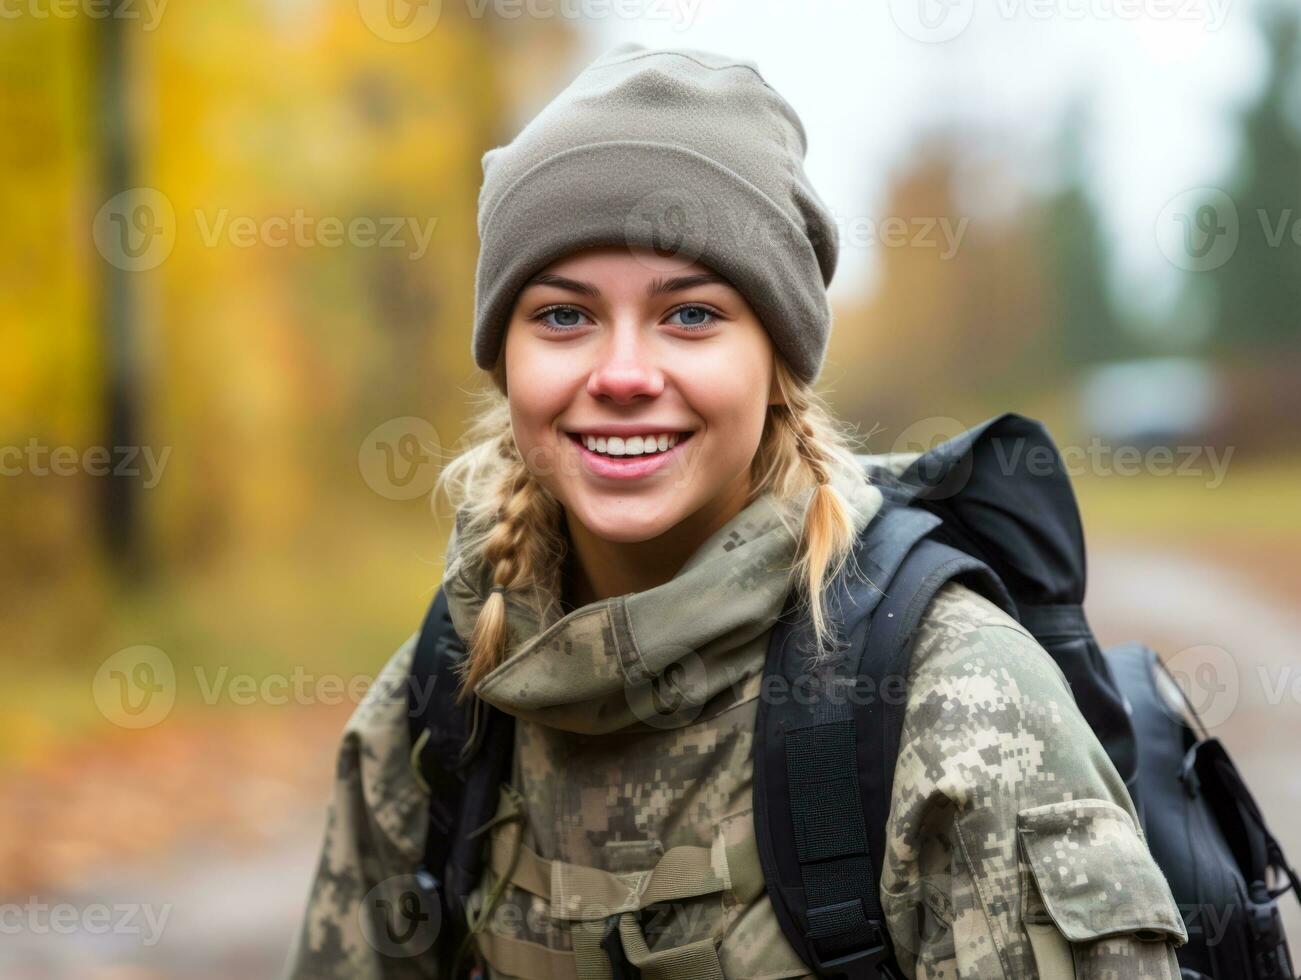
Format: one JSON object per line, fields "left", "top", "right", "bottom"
{"left": 571, "top": 496, "right": 686, "bottom": 545}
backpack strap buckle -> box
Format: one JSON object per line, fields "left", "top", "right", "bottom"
{"left": 809, "top": 924, "right": 904, "bottom": 980}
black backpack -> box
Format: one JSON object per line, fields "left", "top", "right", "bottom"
{"left": 405, "top": 412, "right": 1299, "bottom": 979}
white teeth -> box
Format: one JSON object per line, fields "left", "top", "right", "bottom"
{"left": 580, "top": 432, "right": 682, "bottom": 457}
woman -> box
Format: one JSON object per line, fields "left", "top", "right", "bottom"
{"left": 285, "top": 43, "right": 1186, "bottom": 979}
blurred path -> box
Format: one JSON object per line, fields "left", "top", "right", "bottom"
{"left": 1087, "top": 541, "right": 1301, "bottom": 951}
{"left": 0, "top": 811, "right": 324, "bottom": 980}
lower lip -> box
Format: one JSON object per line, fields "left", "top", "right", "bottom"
{"left": 568, "top": 433, "right": 694, "bottom": 481}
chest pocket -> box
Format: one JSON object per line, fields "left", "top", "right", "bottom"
{"left": 469, "top": 784, "right": 764, "bottom": 980}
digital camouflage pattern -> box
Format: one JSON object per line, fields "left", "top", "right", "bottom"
{"left": 434, "top": 457, "right": 885, "bottom": 980}
{"left": 283, "top": 453, "right": 1188, "bottom": 979}
{"left": 283, "top": 633, "right": 441, "bottom": 979}
{"left": 879, "top": 581, "right": 1187, "bottom": 979}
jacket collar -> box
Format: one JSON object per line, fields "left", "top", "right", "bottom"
{"left": 441, "top": 462, "right": 884, "bottom": 734}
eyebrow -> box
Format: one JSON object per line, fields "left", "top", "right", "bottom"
{"left": 522, "top": 272, "right": 732, "bottom": 298}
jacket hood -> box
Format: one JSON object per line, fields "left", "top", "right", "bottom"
{"left": 440, "top": 459, "right": 885, "bottom": 735}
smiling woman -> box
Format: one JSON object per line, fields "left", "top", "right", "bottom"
{"left": 447, "top": 235, "right": 865, "bottom": 696}
{"left": 501, "top": 246, "right": 787, "bottom": 600}
{"left": 284, "top": 41, "right": 1188, "bottom": 980}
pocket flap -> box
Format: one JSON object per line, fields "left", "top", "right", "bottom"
{"left": 1017, "top": 799, "right": 1188, "bottom": 946}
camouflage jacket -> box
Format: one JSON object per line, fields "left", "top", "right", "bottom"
{"left": 283, "top": 456, "right": 1187, "bottom": 980}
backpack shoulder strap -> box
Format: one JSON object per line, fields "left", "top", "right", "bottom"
{"left": 855, "top": 536, "right": 1014, "bottom": 934}
{"left": 406, "top": 587, "right": 515, "bottom": 958}
{"left": 408, "top": 587, "right": 474, "bottom": 879}
{"left": 754, "top": 505, "right": 1013, "bottom": 979}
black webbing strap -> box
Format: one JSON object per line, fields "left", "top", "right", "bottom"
{"left": 853, "top": 538, "right": 1013, "bottom": 938}
{"left": 408, "top": 588, "right": 470, "bottom": 877}
{"left": 1016, "top": 603, "right": 1092, "bottom": 639}
{"left": 405, "top": 587, "right": 470, "bottom": 968}
{"left": 755, "top": 505, "right": 933, "bottom": 978}
{"left": 786, "top": 717, "right": 889, "bottom": 969}
{"left": 406, "top": 586, "right": 516, "bottom": 975}
{"left": 783, "top": 535, "right": 1012, "bottom": 978}
{"left": 756, "top": 506, "right": 940, "bottom": 979}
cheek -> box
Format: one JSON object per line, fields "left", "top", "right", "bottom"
{"left": 506, "top": 378, "right": 570, "bottom": 476}
{"left": 505, "top": 333, "right": 572, "bottom": 425}
{"left": 712, "top": 386, "right": 769, "bottom": 456}
{"left": 702, "top": 336, "right": 770, "bottom": 414}
{"left": 507, "top": 324, "right": 587, "bottom": 381}
{"left": 682, "top": 352, "right": 771, "bottom": 455}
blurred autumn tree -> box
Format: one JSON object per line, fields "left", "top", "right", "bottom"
{"left": 0, "top": 5, "right": 579, "bottom": 665}
{"left": 5, "top": 1, "right": 1300, "bottom": 674}
{"left": 830, "top": 127, "right": 1051, "bottom": 439}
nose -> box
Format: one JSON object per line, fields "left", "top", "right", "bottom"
{"left": 585, "top": 319, "right": 665, "bottom": 403}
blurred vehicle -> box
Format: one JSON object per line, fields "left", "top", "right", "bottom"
{"left": 1079, "top": 356, "right": 1224, "bottom": 451}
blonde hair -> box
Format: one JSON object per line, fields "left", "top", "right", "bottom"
{"left": 436, "top": 354, "right": 872, "bottom": 703}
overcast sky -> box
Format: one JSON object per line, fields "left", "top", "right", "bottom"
{"left": 578, "top": 0, "right": 1274, "bottom": 321}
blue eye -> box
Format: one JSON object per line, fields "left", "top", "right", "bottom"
{"left": 666, "top": 305, "right": 718, "bottom": 331}
{"left": 532, "top": 304, "right": 720, "bottom": 334}
{"left": 535, "top": 306, "right": 591, "bottom": 333}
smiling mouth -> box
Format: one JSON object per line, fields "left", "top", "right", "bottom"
{"left": 565, "top": 431, "right": 696, "bottom": 459}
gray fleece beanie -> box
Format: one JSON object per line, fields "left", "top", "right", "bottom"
{"left": 472, "top": 42, "right": 839, "bottom": 387}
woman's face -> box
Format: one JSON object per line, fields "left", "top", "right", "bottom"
{"left": 503, "top": 244, "right": 780, "bottom": 545}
